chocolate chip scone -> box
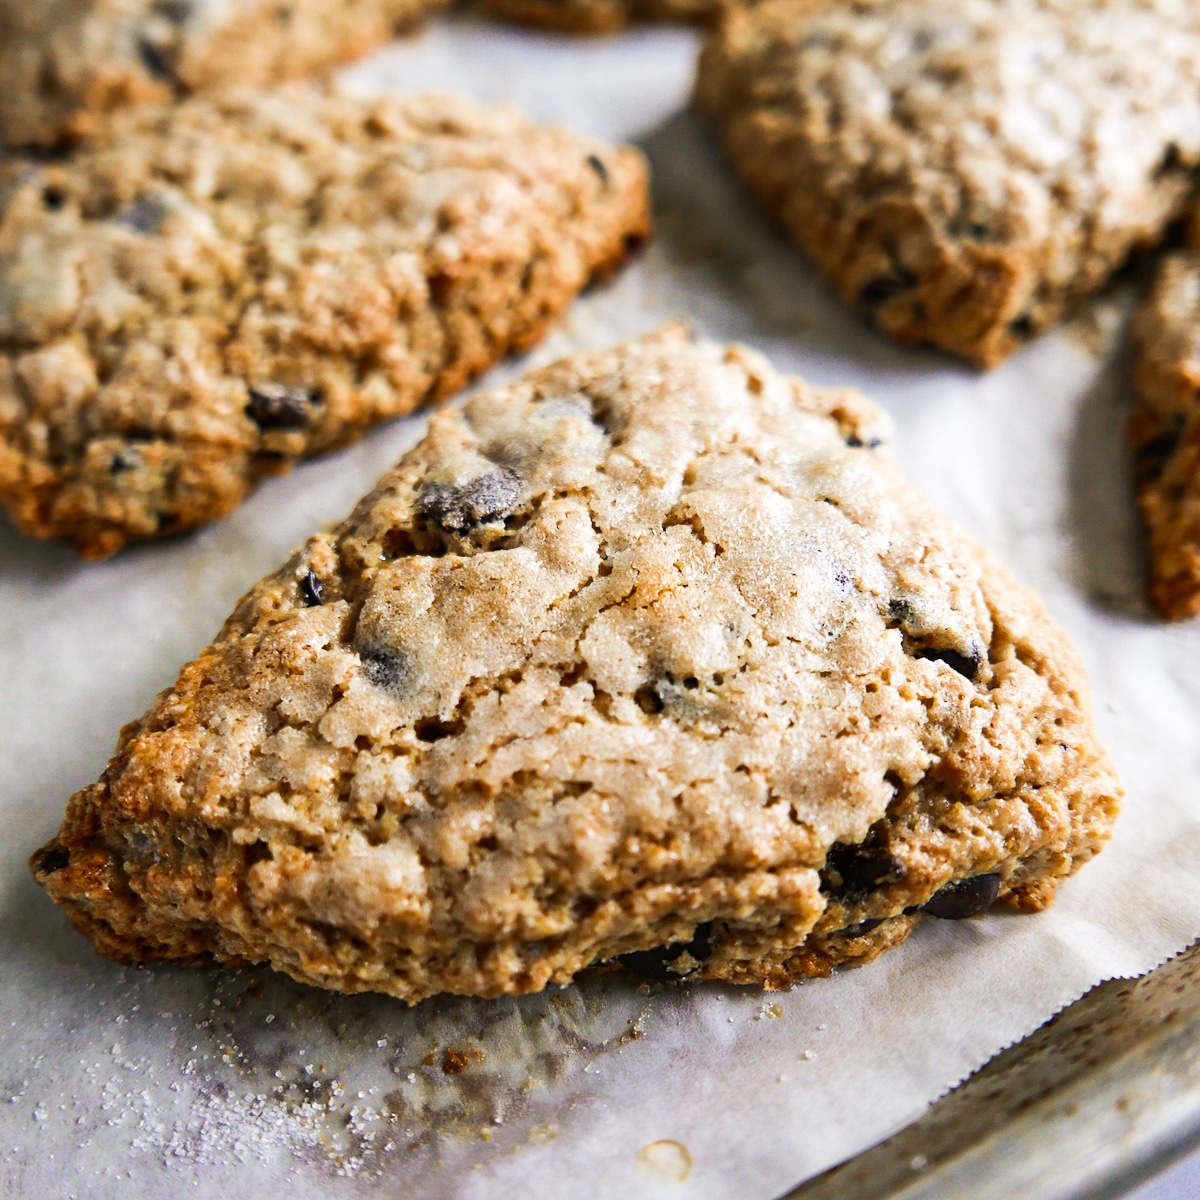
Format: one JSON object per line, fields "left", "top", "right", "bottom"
{"left": 0, "top": 88, "right": 650, "bottom": 559}
{"left": 31, "top": 329, "right": 1120, "bottom": 1001}
{"left": 695, "top": 0, "right": 1200, "bottom": 368}
{"left": 481, "top": 0, "right": 712, "bottom": 37}
{"left": 1130, "top": 250, "right": 1200, "bottom": 620}
{"left": 0, "top": 0, "right": 450, "bottom": 149}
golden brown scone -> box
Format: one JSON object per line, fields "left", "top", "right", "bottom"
{"left": 0, "top": 87, "right": 650, "bottom": 559}
{"left": 481, "top": 0, "right": 713, "bottom": 37}
{"left": 1130, "top": 250, "right": 1200, "bottom": 620}
{"left": 0, "top": 0, "right": 450, "bottom": 149}
{"left": 694, "top": 0, "right": 1200, "bottom": 368}
{"left": 31, "top": 329, "right": 1121, "bottom": 1002}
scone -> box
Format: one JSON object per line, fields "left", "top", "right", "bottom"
{"left": 695, "top": 0, "right": 1200, "bottom": 368}
{"left": 0, "top": 88, "right": 650, "bottom": 559}
{"left": 30, "top": 329, "right": 1120, "bottom": 1001}
{"left": 0, "top": 0, "right": 449, "bottom": 148}
{"left": 1130, "top": 249, "right": 1200, "bottom": 620}
{"left": 482, "top": 0, "right": 713, "bottom": 36}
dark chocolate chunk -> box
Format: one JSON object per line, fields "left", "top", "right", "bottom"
{"left": 115, "top": 196, "right": 169, "bottom": 235}
{"left": 1134, "top": 424, "right": 1183, "bottom": 486}
{"left": 359, "top": 646, "right": 411, "bottom": 694}
{"left": 298, "top": 570, "right": 324, "bottom": 607}
{"left": 417, "top": 467, "right": 521, "bottom": 532}
{"left": 858, "top": 269, "right": 916, "bottom": 309}
{"left": 916, "top": 645, "right": 983, "bottom": 681}
{"left": 1155, "top": 142, "right": 1183, "bottom": 179}
{"left": 920, "top": 872, "right": 1000, "bottom": 919}
{"left": 110, "top": 448, "right": 141, "bottom": 474}
{"left": 137, "top": 37, "right": 180, "bottom": 84}
{"left": 246, "top": 383, "right": 321, "bottom": 431}
{"left": 33, "top": 843, "right": 71, "bottom": 875}
{"left": 1008, "top": 313, "right": 1035, "bottom": 339}
{"left": 619, "top": 923, "right": 713, "bottom": 983}
{"left": 824, "top": 840, "right": 904, "bottom": 897}
{"left": 41, "top": 186, "right": 67, "bottom": 212}
{"left": 586, "top": 154, "right": 609, "bottom": 186}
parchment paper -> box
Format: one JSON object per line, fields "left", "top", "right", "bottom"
{"left": 4, "top": 16, "right": 1200, "bottom": 1200}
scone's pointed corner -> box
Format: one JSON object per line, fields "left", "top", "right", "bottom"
{"left": 29, "top": 333, "right": 1120, "bottom": 1001}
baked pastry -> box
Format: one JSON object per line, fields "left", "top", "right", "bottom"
{"left": 695, "top": 0, "right": 1200, "bottom": 367}
{"left": 0, "top": 87, "right": 649, "bottom": 558}
{"left": 30, "top": 329, "right": 1121, "bottom": 1001}
{"left": 1130, "top": 249, "right": 1200, "bottom": 620}
{"left": 481, "top": 0, "right": 712, "bottom": 36}
{"left": 0, "top": 0, "right": 449, "bottom": 148}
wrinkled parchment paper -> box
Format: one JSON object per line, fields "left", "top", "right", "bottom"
{"left": 4, "top": 17, "right": 1200, "bottom": 1199}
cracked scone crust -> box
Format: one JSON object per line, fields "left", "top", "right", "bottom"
{"left": 695, "top": 0, "right": 1200, "bottom": 368}
{"left": 0, "top": 88, "right": 650, "bottom": 558}
{"left": 31, "top": 329, "right": 1120, "bottom": 1002}
{"left": 1130, "top": 250, "right": 1200, "bottom": 620}
{"left": 0, "top": 0, "right": 449, "bottom": 148}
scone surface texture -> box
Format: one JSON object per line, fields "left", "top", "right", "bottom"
{"left": 695, "top": 0, "right": 1200, "bottom": 367}
{"left": 483, "top": 0, "right": 713, "bottom": 37}
{"left": 31, "top": 330, "right": 1120, "bottom": 1001}
{"left": 0, "top": 0, "right": 448, "bottom": 148}
{"left": 0, "top": 87, "right": 650, "bottom": 558}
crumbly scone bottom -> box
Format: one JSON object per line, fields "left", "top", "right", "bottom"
{"left": 31, "top": 332, "right": 1119, "bottom": 1001}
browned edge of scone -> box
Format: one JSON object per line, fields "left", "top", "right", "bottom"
{"left": 692, "top": 0, "right": 1200, "bottom": 370}
{"left": 0, "top": 109, "right": 652, "bottom": 561}
{"left": 1129, "top": 249, "right": 1200, "bottom": 620}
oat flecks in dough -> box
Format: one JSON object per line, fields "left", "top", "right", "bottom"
{"left": 0, "top": 0, "right": 450, "bottom": 148}
{"left": 1130, "top": 249, "right": 1200, "bottom": 620}
{"left": 30, "top": 329, "right": 1121, "bottom": 1002}
{"left": 695, "top": 0, "right": 1200, "bottom": 368}
{"left": 0, "top": 87, "right": 651, "bottom": 558}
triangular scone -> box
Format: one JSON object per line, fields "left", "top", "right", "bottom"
{"left": 1130, "top": 249, "right": 1200, "bottom": 620}
{"left": 31, "top": 329, "right": 1120, "bottom": 1000}
{"left": 0, "top": 0, "right": 448, "bottom": 148}
{"left": 0, "top": 88, "right": 649, "bottom": 558}
{"left": 695, "top": 0, "right": 1200, "bottom": 368}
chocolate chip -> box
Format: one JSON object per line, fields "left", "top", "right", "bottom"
{"left": 34, "top": 844, "right": 71, "bottom": 875}
{"left": 298, "top": 570, "right": 324, "bottom": 607}
{"left": 1134, "top": 425, "right": 1183, "bottom": 486}
{"left": 619, "top": 923, "right": 712, "bottom": 982}
{"left": 824, "top": 840, "right": 904, "bottom": 897}
{"left": 920, "top": 873, "right": 1000, "bottom": 919}
{"left": 110, "top": 448, "right": 140, "bottom": 474}
{"left": 246, "top": 383, "right": 321, "bottom": 430}
{"left": 360, "top": 646, "right": 411, "bottom": 694}
{"left": 1155, "top": 142, "right": 1184, "bottom": 179}
{"left": 115, "top": 196, "right": 169, "bottom": 235}
{"left": 41, "top": 186, "right": 67, "bottom": 211}
{"left": 586, "top": 154, "right": 609, "bottom": 186}
{"left": 916, "top": 646, "right": 983, "bottom": 681}
{"left": 137, "top": 37, "right": 180, "bottom": 84}
{"left": 1008, "top": 313, "right": 1035, "bottom": 339}
{"left": 858, "top": 269, "right": 916, "bottom": 309}
{"left": 417, "top": 467, "right": 521, "bottom": 532}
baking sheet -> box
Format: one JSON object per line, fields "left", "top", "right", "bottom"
{"left": 4, "top": 15, "right": 1200, "bottom": 1199}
